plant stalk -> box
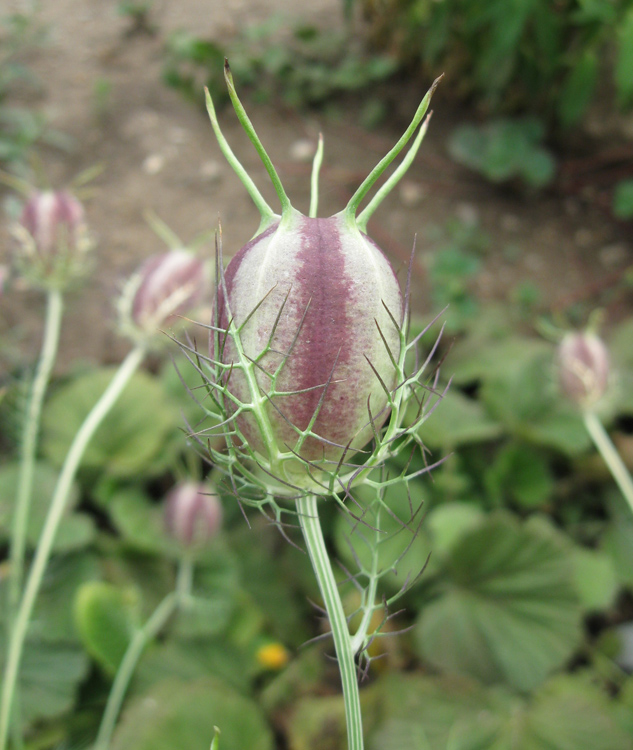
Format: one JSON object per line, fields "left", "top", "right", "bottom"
{"left": 583, "top": 410, "right": 633, "bottom": 515}
{"left": 9, "top": 290, "right": 64, "bottom": 617}
{"left": 0, "top": 345, "right": 146, "bottom": 750}
{"left": 296, "top": 495, "right": 363, "bottom": 750}
{"left": 94, "top": 556, "right": 193, "bottom": 750}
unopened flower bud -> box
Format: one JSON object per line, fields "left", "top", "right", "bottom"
{"left": 12, "top": 190, "right": 92, "bottom": 290}
{"left": 164, "top": 482, "right": 222, "bottom": 548}
{"left": 118, "top": 248, "right": 208, "bottom": 343}
{"left": 558, "top": 331, "right": 610, "bottom": 408}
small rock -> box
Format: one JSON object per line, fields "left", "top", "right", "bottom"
{"left": 200, "top": 160, "right": 223, "bottom": 182}
{"left": 500, "top": 213, "right": 520, "bottom": 232}
{"left": 289, "top": 139, "right": 315, "bottom": 162}
{"left": 575, "top": 229, "right": 593, "bottom": 247}
{"left": 142, "top": 153, "right": 165, "bottom": 175}
{"left": 599, "top": 243, "right": 629, "bottom": 268}
{"left": 399, "top": 180, "right": 427, "bottom": 207}
{"left": 455, "top": 202, "right": 478, "bottom": 226}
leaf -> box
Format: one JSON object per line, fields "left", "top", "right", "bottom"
{"left": 415, "top": 514, "right": 583, "bottom": 691}
{"left": 616, "top": 10, "right": 633, "bottom": 108}
{"left": 0, "top": 461, "right": 94, "bottom": 552}
{"left": 417, "top": 388, "right": 503, "bottom": 449}
{"left": 558, "top": 50, "right": 598, "bottom": 129}
{"left": 485, "top": 443, "right": 554, "bottom": 508}
{"left": 74, "top": 581, "right": 140, "bottom": 675}
{"left": 42, "top": 368, "right": 181, "bottom": 478}
{"left": 572, "top": 546, "right": 618, "bottom": 612}
{"left": 613, "top": 179, "right": 633, "bottom": 220}
{"left": 111, "top": 677, "right": 274, "bottom": 750}
{"left": 426, "top": 502, "right": 485, "bottom": 558}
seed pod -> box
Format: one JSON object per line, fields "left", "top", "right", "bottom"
{"left": 164, "top": 482, "right": 222, "bottom": 548}
{"left": 12, "top": 190, "right": 92, "bottom": 290}
{"left": 558, "top": 331, "right": 610, "bottom": 409}
{"left": 218, "top": 211, "right": 403, "bottom": 474}
{"left": 119, "top": 248, "right": 208, "bottom": 343}
{"left": 206, "top": 64, "right": 440, "bottom": 492}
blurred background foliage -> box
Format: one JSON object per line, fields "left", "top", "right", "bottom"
{"left": 1, "top": 0, "right": 633, "bottom": 748}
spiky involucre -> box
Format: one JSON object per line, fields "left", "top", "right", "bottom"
{"left": 217, "top": 210, "right": 404, "bottom": 481}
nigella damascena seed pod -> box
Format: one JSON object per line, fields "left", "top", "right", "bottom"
{"left": 218, "top": 212, "right": 403, "bottom": 474}
{"left": 206, "top": 63, "right": 440, "bottom": 490}
{"left": 164, "top": 482, "right": 222, "bottom": 548}
{"left": 558, "top": 331, "right": 610, "bottom": 409}
{"left": 118, "top": 248, "right": 208, "bottom": 343}
{"left": 12, "top": 190, "right": 92, "bottom": 290}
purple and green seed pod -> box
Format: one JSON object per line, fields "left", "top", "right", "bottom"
{"left": 207, "top": 62, "right": 440, "bottom": 489}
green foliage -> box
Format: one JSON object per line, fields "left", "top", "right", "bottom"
{"left": 414, "top": 514, "right": 583, "bottom": 691}
{"left": 110, "top": 677, "right": 274, "bottom": 750}
{"left": 448, "top": 118, "right": 556, "bottom": 188}
{"left": 162, "top": 20, "right": 397, "bottom": 123}
{"left": 359, "top": 0, "right": 633, "bottom": 128}
{"left": 41, "top": 367, "right": 182, "bottom": 478}
{"left": 613, "top": 179, "right": 633, "bottom": 220}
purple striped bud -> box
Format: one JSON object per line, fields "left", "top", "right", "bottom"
{"left": 217, "top": 211, "right": 403, "bottom": 481}
{"left": 164, "top": 482, "right": 222, "bottom": 548}
{"left": 12, "top": 190, "right": 92, "bottom": 290}
{"left": 558, "top": 331, "right": 610, "bottom": 408}
{"left": 119, "top": 248, "right": 208, "bottom": 342}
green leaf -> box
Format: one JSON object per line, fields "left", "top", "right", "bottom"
{"left": 0, "top": 461, "right": 94, "bottom": 552}
{"left": 485, "top": 443, "right": 554, "bottom": 508}
{"left": 426, "top": 502, "right": 485, "bottom": 557}
{"left": 111, "top": 677, "right": 274, "bottom": 750}
{"left": 558, "top": 50, "right": 598, "bottom": 129}
{"left": 613, "top": 179, "right": 633, "bottom": 220}
{"left": 42, "top": 368, "right": 181, "bottom": 478}
{"left": 418, "top": 388, "right": 503, "bottom": 449}
{"left": 616, "top": 10, "right": 633, "bottom": 108}
{"left": 415, "top": 514, "right": 583, "bottom": 691}
{"left": 572, "top": 546, "right": 618, "bottom": 612}
{"left": 74, "top": 581, "right": 140, "bottom": 675}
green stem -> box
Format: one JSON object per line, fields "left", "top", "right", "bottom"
{"left": 309, "top": 134, "right": 324, "bottom": 219}
{"left": 344, "top": 76, "right": 441, "bottom": 222}
{"left": 0, "top": 346, "right": 146, "bottom": 750}
{"left": 94, "top": 556, "right": 193, "bottom": 750}
{"left": 584, "top": 410, "right": 633, "bottom": 515}
{"left": 296, "top": 495, "right": 363, "bottom": 750}
{"left": 9, "top": 290, "right": 63, "bottom": 618}
{"left": 223, "top": 61, "right": 292, "bottom": 218}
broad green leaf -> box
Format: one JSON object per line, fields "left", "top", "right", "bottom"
{"left": 0, "top": 461, "right": 94, "bottom": 552}
{"left": 74, "top": 581, "right": 140, "bottom": 674}
{"left": 602, "top": 494, "right": 633, "bottom": 588}
{"left": 485, "top": 443, "right": 554, "bottom": 508}
{"left": 613, "top": 179, "right": 633, "bottom": 221}
{"left": 42, "top": 368, "right": 181, "bottom": 478}
{"left": 426, "top": 502, "right": 485, "bottom": 557}
{"left": 572, "top": 546, "right": 618, "bottom": 612}
{"left": 111, "top": 677, "right": 274, "bottom": 750}
{"left": 616, "top": 10, "right": 633, "bottom": 108}
{"left": 14, "top": 642, "right": 89, "bottom": 729}
{"left": 418, "top": 389, "right": 503, "bottom": 449}
{"left": 558, "top": 50, "right": 598, "bottom": 128}
{"left": 371, "top": 672, "right": 631, "bottom": 750}
{"left": 415, "top": 514, "right": 583, "bottom": 691}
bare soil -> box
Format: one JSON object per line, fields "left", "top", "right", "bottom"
{"left": 1, "top": 0, "right": 632, "bottom": 374}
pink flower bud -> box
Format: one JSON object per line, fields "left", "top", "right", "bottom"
{"left": 119, "top": 249, "right": 208, "bottom": 342}
{"left": 558, "top": 331, "right": 610, "bottom": 408}
{"left": 12, "top": 190, "right": 92, "bottom": 289}
{"left": 217, "top": 211, "right": 403, "bottom": 479}
{"left": 164, "top": 482, "right": 222, "bottom": 548}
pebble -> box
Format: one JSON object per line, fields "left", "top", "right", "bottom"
{"left": 398, "top": 180, "right": 427, "bottom": 207}
{"left": 289, "top": 139, "right": 315, "bottom": 162}
{"left": 599, "top": 243, "right": 629, "bottom": 268}
{"left": 455, "top": 202, "right": 479, "bottom": 226}
{"left": 199, "top": 160, "right": 223, "bottom": 182}
{"left": 500, "top": 213, "right": 521, "bottom": 232}
{"left": 142, "top": 153, "right": 165, "bottom": 175}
